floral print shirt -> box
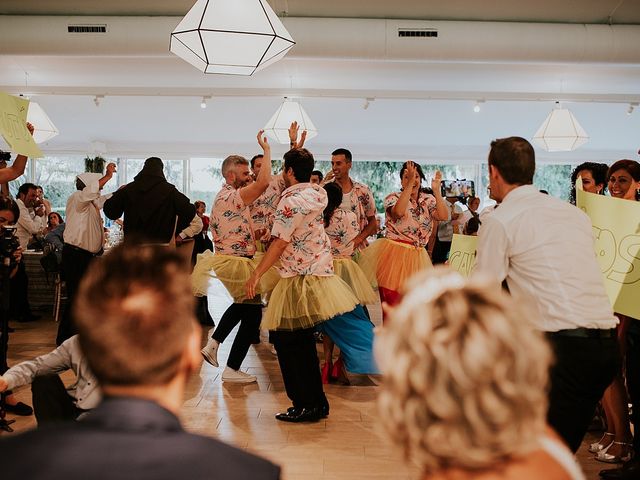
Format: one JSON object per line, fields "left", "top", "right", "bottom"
{"left": 325, "top": 208, "right": 359, "bottom": 258}
{"left": 271, "top": 183, "right": 334, "bottom": 278}
{"left": 210, "top": 183, "right": 255, "bottom": 257}
{"left": 384, "top": 191, "right": 438, "bottom": 248}
{"left": 328, "top": 179, "right": 377, "bottom": 235}
{"left": 250, "top": 175, "right": 286, "bottom": 238}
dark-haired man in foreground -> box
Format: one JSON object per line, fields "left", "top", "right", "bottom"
{"left": 0, "top": 244, "right": 280, "bottom": 480}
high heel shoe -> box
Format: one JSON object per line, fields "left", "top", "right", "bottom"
{"left": 590, "top": 432, "right": 615, "bottom": 453}
{"left": 321, "top": 361, "right": 332, "bottom": 384}
{"left": 331, "top": 357, "right": 350, "bottom": 385}
{"left": 596, "top": 442, "right": 634, "bottom": 463}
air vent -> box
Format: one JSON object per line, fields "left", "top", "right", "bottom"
{"left": 398, "top": 29, "right": 438, "bottom": 38}
{"left": 68, "top": 24, "right": 107, "bottom": 34}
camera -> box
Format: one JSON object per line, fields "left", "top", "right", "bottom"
{"left": 441, "top": 179, "right": 476, "bottom": 198}
{"left": 0, "top": 226, "right": 20, "bottom": 267}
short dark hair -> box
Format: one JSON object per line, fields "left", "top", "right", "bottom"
{"left": 607, "top": 159, "right": 640, "bottom": 182}
{"left": 569, "top": 162, "right": 609, "bottom": 204}
{"left": 311, "top": 170, "right": 324, "bottom": 181}
{"left": 283, "top": 148, "right": 315, "bottom": 183}
{"left": 331, "top": 148, "right": 352, "bottom": 163}
{"left": 0, "top": 195, "right": 20, "bottom": 222}
{"left": 17, "top": 182, "right": 37, "bottom": 198}
{"left": 194, "top": 200, "right": 206, "bottom": 210}
{"left": 48, "top": 211, "right": 64, "bottom": 225}
{"left": 75, "top": 243, "right": 197, "bottom": 387}
{"left": 250, "top": 154, "right": 264, "bottom": 169}
{"left": 488, "top": 137, "right": 535, "bottom": 185}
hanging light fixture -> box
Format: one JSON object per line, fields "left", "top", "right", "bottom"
{"left": 170, "top": 0, "right": 295, "bottom": 76}
{"left": 26, "top": 101, "right": 59, "bottom": 144}
{"left": 532, "top": 102, "right": 589, "bottom": 152}
{"left": 263, "top": 98, "right": 318, "bottom": 144}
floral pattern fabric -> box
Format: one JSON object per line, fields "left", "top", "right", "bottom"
{"left": 210, "top": 183, "right": 255, "bottom": 257}
{"left": 328, "top": 180, "right": 376, "bottom": 235}
{"left": 325, "top": 208, "right": 359, "bottom": 258}
{"left": 383, "top": 191, "right": 438, "bottom": 247}
{"left": 271, "top": 183, "right": 334, "bottom": 278}
{"left": 250, "top": 175, "right": 286, "bottom": 239}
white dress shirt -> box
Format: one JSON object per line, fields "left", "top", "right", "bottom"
{"left": 475, "top": 184, "right": 617, "bottom": 332}
{"left": 2, "top": 335, "right": 100, "bottom": 410}
{"left": 16, "top": 198, "right": 45, "bottom": 248}
{"left": 63, "top": 177, "right": 112, "bottom": 254}
{"left": 179, "top": 214, "right": 203, "bottom": 239}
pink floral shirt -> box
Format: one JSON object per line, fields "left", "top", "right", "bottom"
{"left": 328, "top": 179, "right": 377, "bottom": 235}
{"left": 384, "top": 191, "right": 438, "bottom": 248}
{"left": 325, "top": 208, "right": 359, "bottom": 258}
{"left": 250, "top": 175, "right": 286, "bottom": 237}
{"left": 210, "top": 183, "right": 255, "bottom": 257}
{"left": 271, "top": 183, "right": 334, "bottom": 278}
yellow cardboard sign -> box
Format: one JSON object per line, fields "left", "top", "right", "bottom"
{"left": 0, "top": 92, "right": 43, "bottom": 158}
{"left": 577, "top": 183, "right": 640, "bottom": 319}
{"left": 448, "top": 233, "right": 478, "bottom": 277}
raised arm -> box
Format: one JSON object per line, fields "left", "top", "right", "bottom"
{"left": 288, "top": 121, "right": 307, "bottom": 150}
{"left": 238, "top": 131, "right": 272, "bottom": 206}
{"left": 430, "top": 171, "right": 449, "bottom": 221}
{"left": 0, "top": 123, "right": 34, "bottom": 184}
{"left": 389, "top": 162, "right": 417, "bottom": 221}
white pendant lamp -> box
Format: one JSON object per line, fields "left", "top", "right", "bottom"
{"left": 263, "top": 98, "right": 318, "bottom": 144}
{"left": 170, "top": 0, "right": 295, "bottom": 76}
{"left": 532, "top": 102, "right": 589, "bottom": 152}
{"left": 26, "top": 101, "right": 59, "bottom": 144}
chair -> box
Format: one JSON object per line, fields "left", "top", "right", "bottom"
{"left": 52, "top": 272, "right": 67, "bottom": 323}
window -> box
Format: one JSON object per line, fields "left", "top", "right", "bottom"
{"left": 124, "top": 158, "right": 185, "bottom": 193}
{"left": 189, "top": 158, "right": 224, "bottom": 209}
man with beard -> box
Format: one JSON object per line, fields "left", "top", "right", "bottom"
{"left": 196, "top": 132, "right": 273, "bottom": 383}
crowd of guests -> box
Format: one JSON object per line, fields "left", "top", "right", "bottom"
{"left": 0, "top": 119, "right": 639, "bottom": 479}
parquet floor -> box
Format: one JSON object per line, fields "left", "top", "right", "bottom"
{"left": 0, "top": 282, "right": 616, "bottom": 479}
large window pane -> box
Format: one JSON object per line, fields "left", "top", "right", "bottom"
{"left": 125, "top": 158, "right": 185, "bottom": 193}
{"left": 189, "top": 158, "right": 224, "bottom": 210}
{"left": 34, "top": 156, "right": 85, "bottom": 212}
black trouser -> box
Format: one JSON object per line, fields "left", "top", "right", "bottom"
{"left": 270, "top": 327, "right": 328, "bottom": 411}
{"left": 212, "top": 303, "right": 261, "bottom": 370}
{"left": 32, "top": 375, "right": 83, "bottom": 426}
{"left": 195, "top": 296, "right": 215, "bottom": 326}
{"left": 58, "top": 245, "right": 97, "bottom": 345}
{"left": 431, "top": 238, "right": 452, "bottom": 264}
{"left": 9, "top": 261, "right": 33, "bottom": 320}
{"left": 626, "top": 320, "right": 640, "bottom": 455}
{"left": 546, "top": 333, "right": 620, "bottom": 452}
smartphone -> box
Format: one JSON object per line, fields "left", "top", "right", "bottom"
{"left": 441, "top": 179, "right": 475, "bottom": 198}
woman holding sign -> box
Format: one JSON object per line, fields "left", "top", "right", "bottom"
{"left": 359, "top": 162, "right": 448, "bottom": 321}
{"left": 598, "top": 160, "right": 640, "bottom": 476}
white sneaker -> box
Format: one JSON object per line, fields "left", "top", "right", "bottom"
{"left": 221, "top": 366, "right": 257, "bottom": 384}
{"left": 201, "top": 339, "right": 219, "bottom": 367}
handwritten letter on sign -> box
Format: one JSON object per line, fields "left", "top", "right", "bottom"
{"left": 448, "top": 234, "right": 478, "bottom": 277}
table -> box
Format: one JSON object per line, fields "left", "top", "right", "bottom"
{"left": 22, "top": 251, "right": 57, "bottom": 312}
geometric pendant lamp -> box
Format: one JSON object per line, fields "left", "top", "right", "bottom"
{"left": 170, "top": 0, "right": 295, "bottom": 76}
{"left": 26, "top": 101, "right": 60, "bottom": 144}
{"left": 263, "top": 98, "right": 318, "bottom": 144}
{"left": 532, "top": 102, "right": 589, "bottom": 152}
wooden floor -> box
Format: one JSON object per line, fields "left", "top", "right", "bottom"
{"left": 0, "top": 283, "right": 619, "bottom": 479}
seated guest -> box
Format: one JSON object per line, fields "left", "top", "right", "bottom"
{"left": 0, "top": 335, "right": 99, "bottom": 426}
{"left": 0, "top": 244, "right": 281, "bottom": 480}
{"left": 377, "top": 268, "right": 585, "bottom": 480}
{"left": 44, "top": 212, "right": 65, "bottom": 264}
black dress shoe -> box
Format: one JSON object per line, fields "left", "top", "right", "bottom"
{"left": 600, "top": 459, "right": 640, "bottom": 479}
{"left": 275, "top": 407, "right": 322, "bottom": 423}
{"left": 3, "top": 401, "right": 34, "bottom": 416}
{"left": 287, "top": 403, "right": 329, "bottom": 418}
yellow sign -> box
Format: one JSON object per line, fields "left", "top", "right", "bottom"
{"left": 448, "top": 234, "right": 478, "bottom": 277}
{"left": 0, "top": 92, "right": 43, "bottom": 158}
{"left": 577, "top": 183, "right": 640, "bottom": 319}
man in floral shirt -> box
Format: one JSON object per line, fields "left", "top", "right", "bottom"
{"left": 246, "top": 148, "right": 362, "bottom": 423}
{"left": 199, "top": 132, "right": 272, "bottom": 384}
{"left": 327, "top": 148, "right": 378, "bottom": 250}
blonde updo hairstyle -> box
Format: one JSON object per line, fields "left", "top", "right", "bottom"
{"left": 376, "top": 268, "right": 552, "bottom": 473}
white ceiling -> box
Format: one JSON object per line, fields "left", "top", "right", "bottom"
{"left": 1, "top": 1, "right": 639, "bottom": 164}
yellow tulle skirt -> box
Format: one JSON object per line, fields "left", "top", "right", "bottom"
{"left": 333, "top": 258, "right": 378, "bottom": 305}
{"left": 357, "top": 238, "right": 432, "bottom": 292}
{"left": 262, "top": 275, "right": 359, "bottom": 331}
{"left": 191, "top": 251, "right": 280, "bottom": 303}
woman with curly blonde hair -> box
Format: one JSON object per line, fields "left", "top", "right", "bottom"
{"left": 376, "top": 268, "right": 585, "bottom": 479}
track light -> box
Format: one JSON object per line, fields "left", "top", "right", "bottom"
{"left": 627, "top": 103, "right": 638, "bottom": 116}
{"left": 363, "top": 98, "right": 374, "bottom": 110}
{"left": 94, "top": 95, "right": 104, "bottom": 107}
{"left": 473, "top": 100, "right": 484, "bottom": 113}
{"left": 200, "top": 96, "right": 211, "bottom": 109}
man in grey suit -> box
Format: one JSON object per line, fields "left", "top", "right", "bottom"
{"left": 0, "top": 244, "right": 280, "bottom": 480}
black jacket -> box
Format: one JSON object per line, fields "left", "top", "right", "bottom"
{"left": 1, "top": 397, "right": 281, "bottom": 480}
{"left": 103, "top": 158, "right": 195, "bottom": 243}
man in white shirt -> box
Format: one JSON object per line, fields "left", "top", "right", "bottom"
{"left": 0, "top": 335, "right": 100, "bottom": 426}
{"left": 16, "top": 182, "right": 46, "bottom": 249}
{"left": 475, "top": 136, "right": 619, "bottom": 453}
{"left": 57, "top": 165, "right": 116, "bottom": 345}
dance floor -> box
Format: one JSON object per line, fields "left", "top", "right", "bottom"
{"left": 2, "top": 282, "right": 610, "bottom": 479}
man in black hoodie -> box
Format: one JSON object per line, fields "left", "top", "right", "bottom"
{"left": 103, "top": 157, "right": 195, "bottom": 243}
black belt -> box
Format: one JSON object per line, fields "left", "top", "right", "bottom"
{"left": 63, "top": 243, "right": 103, "bottom": 257}
{"left": 548, "top": 328, "right": 616, "bottom": 339}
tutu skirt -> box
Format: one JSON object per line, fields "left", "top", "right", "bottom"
{"left": 317, "top": 305, "right": 379, "bottom": 375}
{"left": 262, "top": 275, "right": 358, "bottom": 331}
{"left": 333, "top": 258, "right": 378, "bottom": 305}
{"left": 191, "top": 250, "right": 280, "bottom": 303}
{"left": 357, "top": 238, "right": 432, "bottom": 292}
